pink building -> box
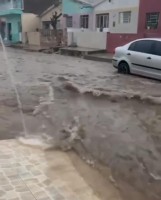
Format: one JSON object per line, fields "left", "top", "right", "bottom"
{"left": 107, "top": 0, "right": 161, "bottom": 53}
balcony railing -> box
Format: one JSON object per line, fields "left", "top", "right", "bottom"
{"left": 0, "top": 0, "right": 23, "bottom": 12}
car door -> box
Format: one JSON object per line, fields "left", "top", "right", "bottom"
{"left": 127, "top": 40, "right": 154, "bottom": 77}
{"left": 148, "top": 41, "right": 161, "bottom": 80}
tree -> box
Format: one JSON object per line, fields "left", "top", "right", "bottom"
{"left": 50, "top": 11, "right": 62, "bottom": 30}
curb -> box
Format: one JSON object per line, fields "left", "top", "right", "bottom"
{"left": 84, "top": 55, "right": 112, "bottom": 63}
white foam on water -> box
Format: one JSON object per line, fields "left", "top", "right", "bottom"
{"left": 48, "top": 84, "right": 54, "bottom": 102}
{"left": 0, "top": 34, "right": 28, "bottom": 136}
{"left": 18, "top": 136, "right": 52, "bottom": 150}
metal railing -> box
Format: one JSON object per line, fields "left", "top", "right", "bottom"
{"left": 40, "top": 29, "right": 63, "bottom": 37}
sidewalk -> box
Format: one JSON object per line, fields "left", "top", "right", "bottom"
{"left": 0, "top": 139, "right": 122, "bottom": 200}
{"left": 10, "top": 44, "right": 49, "bottom": 52}
{"left": 9, "top": 44, "right": 113, "bottom": 62}
{"left": 84, "top": 53, "right": 113, "bottom": 63}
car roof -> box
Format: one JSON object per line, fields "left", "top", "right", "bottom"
{"left": 133, "top": 38, "right": 161, "bottom": 42}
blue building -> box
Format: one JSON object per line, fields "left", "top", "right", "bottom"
{"left": 0, "top": 0, "right": 23, "bottom": 43}
{"left": 62, "top": 0, "right": 105, "bottom": 30}
{"left": 62, "top": 0, "right": 93, "bottom": 29}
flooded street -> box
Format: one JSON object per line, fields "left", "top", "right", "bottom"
{"left": 0, "top": 47, "right": 161, "bottom": 200}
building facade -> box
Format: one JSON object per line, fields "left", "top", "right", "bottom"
{"left": 40, "top": 4, "right": 63, "bottom": 31}
{"left": 138, "top": 0, "right": 161, "bottom": 38}
{"left": 94, "top": 0, "right": 139, "bottom": 33}
{"left": 0, "top": 0, "right": 23, "bottom": 43}
{"left": 62, "top": 0, "right": 94, "bottom": 30}
{"left": 106, "top": 0, "right": 161, "bottom": 53}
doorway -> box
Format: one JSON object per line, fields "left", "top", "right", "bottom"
{"left": 0, "top": 21, "right": 6, "bottom": 39}
{"left": 7, "top": 23, "right": 12, "bottom": 41}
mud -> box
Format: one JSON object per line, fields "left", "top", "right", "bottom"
{"left": 0, "top": 48, "right": 161, "bottom": 200}
{"left": 67, "top": 151, "right": 122, "bottom": 200}
{"left": 50, "top": 82, "right": 161, "bottom": 200}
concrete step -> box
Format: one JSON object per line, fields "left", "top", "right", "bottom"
{"left": 60, "top": 47, "right": 106, "bottom": 57}
{"left": 84, "top": 53, "right": 113, "bottom": 63}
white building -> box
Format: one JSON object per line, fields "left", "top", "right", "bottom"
{"left": 93, "top": 0, "right": 140, "bottom": 33}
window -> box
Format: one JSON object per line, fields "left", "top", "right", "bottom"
{"left": 43, "top": 21, "right": 50, "bottom": 29}
{"left": 66, "top": 16, "right": 73, "bottom": 28}
{"left": 80, "top": 15, "right": 89, "bottom": 28}
{"left": 119, "top": 11, "right": 131, "bottom": 24}
{"left": 128, "top": 40, "right": 154, "bottom": 54}
{"left": 146, "top": 12, "right": 159, "bottom": 29}
{"left": 57, "top": 20, "right": 60, "bottom": 29}
{"left": 96, "top": 14, "right": 109, "bottom": 28}
{"left": 152, "top": 41, "right": 161, "bottom": 56}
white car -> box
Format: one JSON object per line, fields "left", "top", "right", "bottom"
{"left": 112, "top": 38, "right": 161, "bottom": 80}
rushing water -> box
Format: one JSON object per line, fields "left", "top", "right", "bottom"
{"left": 0, "top": 39, "right": 161, "bottom": 200}
{"left": 0, "top": 35, "right": 28, "bottom": 136}
{"left": 0, "top": 35, "right": 59, "bottom": 148}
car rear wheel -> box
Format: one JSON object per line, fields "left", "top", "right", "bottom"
{"left": 118, "top": 62, "right": 130, "bottom": 74}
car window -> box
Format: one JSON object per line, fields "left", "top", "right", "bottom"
{"left": 128, "top": 40, "right": 154, "bottom": 54}
{"left": 152, "top": 41, "right": 161, "bottom": 56}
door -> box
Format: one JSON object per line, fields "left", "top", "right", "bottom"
{"left": 18, "top": 21, "right": 22, "bottom": 42}
{"left": 0, "top": 21, "right": 6, "bottom": 40}
{"left": 127, "top": 40, "right": 155, "bottom": 77}
{"left": 148, "top": 41, "right": 161, "bottom": 80}
{"left": 7, "top": 23, "right": 12, "bottom": 41}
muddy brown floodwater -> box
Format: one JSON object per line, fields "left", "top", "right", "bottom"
{"left": 0, "top": 48, "right": 161, "bottom": 200}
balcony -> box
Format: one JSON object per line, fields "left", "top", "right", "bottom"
{"left": 0, "top": 0, "right": 23, "bottom": 12}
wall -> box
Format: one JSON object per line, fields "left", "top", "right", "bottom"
{"left": 27, "top": 32, "right": 41, "bottom": 45}
{"left": 107, "top": 33, "right": 142, "bottom": 53}
{"left": 106, "top": 0, "right": 161, "bottom": 53}
{"left": 7, "top": 14, "right": 21, "bottom": 42}
{"left": 21, "top": 13, "right": 40, "bottom": 44}
{"left": 41, "top": 5, "right": 61, "bottom": 22}
{"left": 63, "top": 0, "right": 93, "bottom": 15}
{"left": 67, "top": 28, "right": 89, "bottom": 45}
{"left": 138, "top": 0, "right": 161, "bottom": 36}
{"left": 94, "top": 0, "right": 139, "bottom": 33}
{"left": 22, "top": 13, "right": 40, "bottom": 32}
{"left": 95, "top": 0, "right": 139, "bottom": 11}
{"left": 68, "top": 30, "right": 106, "bottom": 49}
{"left": 0, "top": 0, "right": 23, "bottom": 11}
{"left": 65, "top": 13, "right": 93, "bottom": 29}
{"left": 62, "top": 0, "right": 93, "bottom": 30}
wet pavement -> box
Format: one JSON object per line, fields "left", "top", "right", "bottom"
{"left": 0, "top": 47, "right": 161, "bottom": 98}
{"left": 0, "top": 48, "right": 161, "bottom": 200}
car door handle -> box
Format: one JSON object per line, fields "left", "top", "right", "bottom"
{"left": 127, "top": 53, "right": 131, "bottom": 55}
{"left": 147, "top": 57, "right": 151, "bottom": 59}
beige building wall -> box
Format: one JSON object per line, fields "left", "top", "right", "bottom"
{"left": 27, "top": 32, "right": 41, "bottom": 46}
{"left": 94, "top": 0, "right": 140, "bottom": 34}
{"left": 22, "top": 13, "right": 40, "bottom": 32}
{"left": 21, "top": 13, "right": 40, "bottom": 44}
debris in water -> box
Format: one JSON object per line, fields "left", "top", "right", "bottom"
{"left": 109, "top": 175, "right": 118, "bottom": 188}
{"left": 149, "top": 172, "right": 161, "bottom": 181}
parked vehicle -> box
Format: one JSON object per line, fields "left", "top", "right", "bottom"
{"left": 112, "top": 38, "right": 161, "bottom": 80}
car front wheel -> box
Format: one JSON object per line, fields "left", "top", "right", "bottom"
{"left": 118, "top": 62, "right": 130, "bottom": 74}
